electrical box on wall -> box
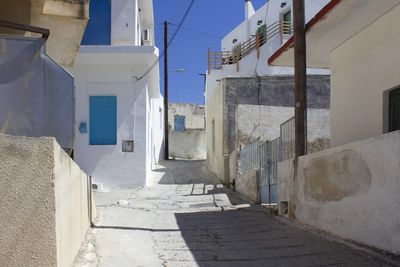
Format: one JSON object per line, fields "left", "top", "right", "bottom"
{"left": 79, "top": 122, "right": 87, "bottom": 133}
{"left": 122, "top": 140, "right": 134, "bottom": 152}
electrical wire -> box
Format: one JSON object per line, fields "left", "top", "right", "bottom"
{"left": 168, "top": 23, "right": 222, "bottom": 39}
{"left": 136, "top": 0, "right": 196, "bottom": 81}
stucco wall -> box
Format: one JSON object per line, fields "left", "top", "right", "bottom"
{"left": 150, "top": 97, "right": 164, "bottom": 171}
{"left": 282, "top": 131, "right": 400, "bottom": 254}
{"left": 54, "top": 143, "right": 93, "bottom": 267}
{"left": 223, "top": 76, "right": 330, "bottom": 153}
{"left": 169, "top": 130, "right": 206, "bottom": 160}
{"left": 206, "top": 82, "right": 224, "bottom": 181}
{"left": 330, "top": 3, "right": 400, "bottom": 146}
{"left": 0, "top": 134, "right": 93, "bottom": 267}
{"left": 235, "top": 169, "right": 260, "bottom": 204}
{"left": 71, "top": 53, "right": 163, "bottom": 189}
{"left": 237, "top": 105, "right": 330, "bottom": 145}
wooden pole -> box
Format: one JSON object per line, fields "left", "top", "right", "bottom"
{"left": 293, "top": 0, "right": 307, "bottom": 157}
{"left": 164, "top": 21, "right": 169, "bottom": 160}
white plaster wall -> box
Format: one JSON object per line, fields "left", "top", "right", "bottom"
{"left": 205, "top": 69, "right": 221, "bottom": 99}
{"left": 0, "top": 134, "right": 93, "bottom": 267}
{"left": 72, "top": 63, "right": 149, "bottom": 189}
{"left": 206, "top": 82, "right": 224, "bottom": 180}
{"left": 292, "top": 131, "right": 400, "bottom": 254}
{"left": 330, "top": 3, "right": 400, "bottom": 146}
{"left": 236, "top": 105, "right": 330, "bottom": 145}
{"left": 168, "top": 103, "right": 205, "bottom": 130}
{"left": 54, "top": 139, "right": 94, "bottom": 267}
{"left": 111, "top": 0, "right": 138, "bottom": 45}
{"left": 169, "top": 130, "right": 206, "bottom": 160}
{"left": 150, "top": 97, "right": 164, "bottom": 170}
{"left": 206, "top": 0, "right": 329, "bottom": 94}
{"left": 221, "top": 0, "right": 330, "bottom": 52}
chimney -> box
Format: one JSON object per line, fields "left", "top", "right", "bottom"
{"left": 245, "top": 0, "right": 255, "bottom": 20}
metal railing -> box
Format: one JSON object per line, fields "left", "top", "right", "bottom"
{"left": 281, "top": 20, "right": 293, "bottom": 36}
{"left": 0, "top": 20, "right": 50, "bottom": 39}
{"left": 280, "top": 117, "right": 295, "bottom": 161}
{"left": 208, "top": 20, "right": 293, "bottom": 73}
{"left": 238, "top": 139, "right": 260, "bottom": 174}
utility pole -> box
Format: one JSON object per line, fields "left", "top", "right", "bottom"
{"left": 293, "top": 0, "right": 307, "bottom": 157}
{"left": 164, "top": 21, "right": 169, "bottom": 160}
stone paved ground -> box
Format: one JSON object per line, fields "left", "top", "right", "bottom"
{"left": 74, "top": 160, "right": 399, "bottom": 267}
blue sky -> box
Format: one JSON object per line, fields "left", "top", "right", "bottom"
{"left": 154, "top": 0, "right": 267, "bottom": 104}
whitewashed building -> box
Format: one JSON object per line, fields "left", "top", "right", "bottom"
{"left": 206, "top": 0, "right": 330, "bottom": 98}
{"left": 269, "top": 0, "right": 400, "bottom": 255}
{"left": 205, "top": 0, "right": 331, "bottom": 184}
{"left": 71, "top": 0, "right": 164, "bottom": 190}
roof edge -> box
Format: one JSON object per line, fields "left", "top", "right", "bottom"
{"left": 268, "top": 0, "right": 342, "bottom": 65}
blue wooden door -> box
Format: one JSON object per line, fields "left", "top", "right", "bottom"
{"left": 174, "top": 115, "right": 185, "bottom": 132}
{"left": 89, "top": 96, "right": 117, "bottom": 145}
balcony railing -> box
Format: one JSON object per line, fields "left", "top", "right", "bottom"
{"left": 208, "top": 20, "right": 293, "bottom": 73}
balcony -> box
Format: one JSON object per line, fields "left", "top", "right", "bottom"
{"left": 207, "top": 20, "right": 292, "bottom": 74}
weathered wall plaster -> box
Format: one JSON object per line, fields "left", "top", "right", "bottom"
{"left": 279, "top": 131, "right": 400, "bottom": 254}
{"left": 206, "top": 75, "right": 330, "bottom": 184}
{"left": 206, "top": 82, "right": 224, "bottom": 181}
{"left": 169, "top": 130, "right": 206, "bottom": 160}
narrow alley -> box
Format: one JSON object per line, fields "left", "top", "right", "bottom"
{"left": 74, "top": 160, "right": 396, "bottom": 267}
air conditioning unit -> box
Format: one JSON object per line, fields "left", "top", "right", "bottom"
{"left": 143, "top": 29, "right": 151, "bottom": 42}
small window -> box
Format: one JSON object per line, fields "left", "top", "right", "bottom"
{"left": 89, "top": 96, "right": 117, "bottom": 145}
{"left": 174, "top": 115, "right": 185, "bottom": 132}
{"left": 281, "top": 10, "right": 292, "bottom": 35}
{"left": 389, "top": 88, "right": 400, "bottom": 132}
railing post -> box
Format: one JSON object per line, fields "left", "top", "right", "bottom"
{"left": 208, "top": 48, "right": 211, "bottom": 74}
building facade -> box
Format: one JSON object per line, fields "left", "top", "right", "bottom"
{"left": 168, "top": 103, "right": 206, "bottom": 160}
{"left": 269, "top": 0, "right": 400, "bottom": 254}
{"left": 71, "top": 0, "right": 164, "bottom": 190}
{"left": 205, "top": 0, "right": 331, "bottom": 183}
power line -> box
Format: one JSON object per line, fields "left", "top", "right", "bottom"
{"left": 168, "top": 23, "right": 222, "bottom": 39}
{"left": 136, "top": 0, "right": 196, "bottom": 81}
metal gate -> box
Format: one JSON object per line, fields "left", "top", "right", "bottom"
{"left": 259, "top": 138, "right": 279, "bottom": 204}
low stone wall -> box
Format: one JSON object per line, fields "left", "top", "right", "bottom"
{"left": 278, "top": 131, "right": 400, "bottom": 254}
{"left": 0, "top": 134, "right": 94, "bottom": 267}
{"left": 169, "top": 130, "right": 206, "bottom": 160}
{"left": 235, "top": 169, "right": 260, "bottom": 204}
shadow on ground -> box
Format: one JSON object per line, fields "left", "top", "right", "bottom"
{"left": 152, "top": 159, "right": 221, "bottom": 185}
{"left": 170, "top": 208, "right": 395, "bottom": 267}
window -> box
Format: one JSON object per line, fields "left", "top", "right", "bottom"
{"left": 81, "top": 0, "right": 111, "bottom": 45}
{"left": 212, "top": 119, "right": 215, "bottom": 153}
{"left": 389, "top": 88, "right": 400, "bottom": 132}
{"left": 89, "top": 96, "right": 117, "bottom": 145}
{"left": 174, "top": 115, "right": 185, "bottom": 132}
